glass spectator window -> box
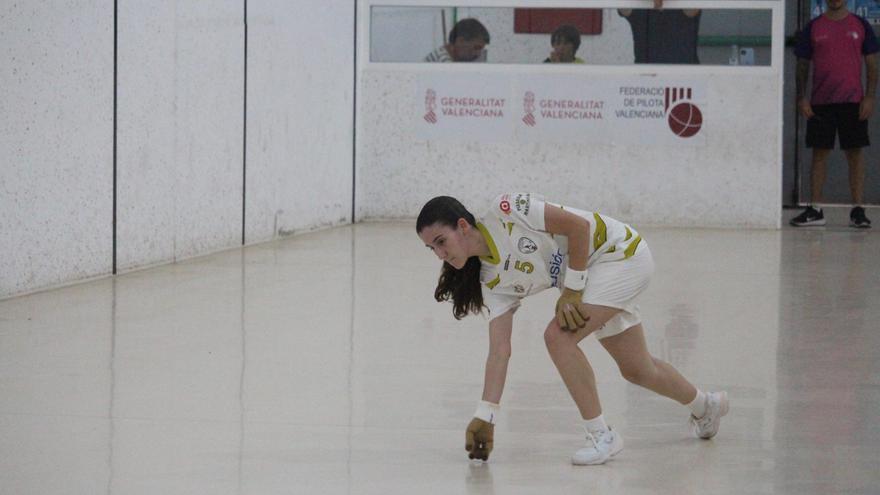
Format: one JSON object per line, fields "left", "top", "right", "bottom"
{"left": 370, "top": 6, "right": 773, "bottom": 66}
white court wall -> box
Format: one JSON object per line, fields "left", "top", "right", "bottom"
{"left": 0, "top": 2, "right": 114, "bottom": 298}
{"left": 356, "top": 0, "right": 784, "bottom": 229}
{"left": 116, "top": 1, "right": 245, "bottom": 271}
{"left": 2, "top": 1, "right": 357, "bottom": 299}
{"left": 245, "top": 0, "right": 355, "bottom": 242}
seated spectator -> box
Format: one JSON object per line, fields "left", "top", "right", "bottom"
{"left": 544, "top": 25, "right": 585, "bottom": 64}
{"left": 425, "top": 18, "right": 490, "bottom": 63}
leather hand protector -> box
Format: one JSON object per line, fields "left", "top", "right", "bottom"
{"left": 555, "top": 288, "right": 589, "bottom": 331}
{"left": 465, "top": 417, "right": 494, "bottom": 461}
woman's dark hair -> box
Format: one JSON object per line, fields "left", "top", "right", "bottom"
{"left": 416, "top": 196, "right": 484, "bottom": 320}
{"left": 551, "top": 24, "right": 581, "bottom": 52}
{"left": 449, "top": 18, "right": 490, "bottom": 44}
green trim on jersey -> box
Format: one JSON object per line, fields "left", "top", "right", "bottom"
{"left": 486, "top": 274, "right": 501, "bottom": 289}
{"left": 593, "top": 213, "right": 607, "bottom": 251}
{"left": 477, "top": 222, "right": 501, "bottom": 265}
{"left": 609, "top": 233, "right": 642, "bottom": 261}
{"left": 624, "top": 235, "right": 642, "bottom": 259}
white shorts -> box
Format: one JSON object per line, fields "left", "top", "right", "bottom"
{"left": 582, "top": 244, "right": 654, "bottom": 340}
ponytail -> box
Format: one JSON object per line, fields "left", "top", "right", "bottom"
{"left": 435, "top": 256, "right": 484, "bottom": 319}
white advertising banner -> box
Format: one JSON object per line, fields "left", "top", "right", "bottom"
{"left": 416, "top": 74, "right": 707, "bottom": 146}
{"left": 517, "top": 76, "right": 706, "bottom": 146}
{"left": 416, "top": 75, "right": 515, "bottom": 142}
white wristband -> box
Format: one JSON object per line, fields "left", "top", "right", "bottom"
{"left": 563, "top": 267, "right": 588, "bottom": 291}
{"left": 474, "top": 400, "right": 500, "bottom": 424}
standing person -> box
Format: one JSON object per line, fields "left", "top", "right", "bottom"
{"left": 416, "top": 194, "right": 729, "bottom": 465}
{"left": 543, "top": 25, "right": 585, "bottom": 64}
{"left": 619, "top": 0, "right": 701, "bottom": 64}
{"left": 792, "top": 0, "right": 878, "bottom": 228}
{"left": 424, "top": 18, "right": 490, "bottom": 63}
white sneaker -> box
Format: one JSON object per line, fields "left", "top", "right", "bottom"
{"left": 690, "top": 391, "right": 729, "bottom": 439}
{"left": 571, "top": 427, "right": 623, "bottom": 465}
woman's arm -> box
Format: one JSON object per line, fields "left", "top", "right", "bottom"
{"left": 465, "top": 310, "right": 513, "bottom": 462}
{"left": 544, "top": 204, "right": 590, "bottom": 272}
{"left": 482, "top": 309, "right": 513, "bottom": 404}
{"left": 544, "top": 204, "right": 592, "bottom": 330}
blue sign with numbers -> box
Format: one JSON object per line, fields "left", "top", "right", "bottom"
{"left": 812, "top": 0, "right": 880, "bottom": 24}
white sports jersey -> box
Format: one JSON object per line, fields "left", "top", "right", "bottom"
{"left": 478, "top": 193, "right": 644, "bottom": 318}
{"left": 424, "top": 46, "right": 453, "bottom": 62}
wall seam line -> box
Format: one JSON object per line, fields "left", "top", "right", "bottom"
{"left": 242, "top": 0, "right": 248, "bottom": 245}
{"left": 112, "top": 0, "right": 118, "bottom": 274}
{"left": 351, "top": 0, "right": 358, "bottom": 223}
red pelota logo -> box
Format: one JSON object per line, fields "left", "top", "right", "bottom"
{"left": 665, "top": 87, "right": 702, "bottom": 138}
{"left": 500, "top": 194, "right": 512, "bottom": 214}
{"left": 424, "top": 89, "right": 437, "bottom": 124}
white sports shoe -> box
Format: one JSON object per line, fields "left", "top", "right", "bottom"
{"left": 690, "top": 391, "right": 730, "bottom": 439}
{"left": 571, "top": 427, "right": 624, "bottom": 465}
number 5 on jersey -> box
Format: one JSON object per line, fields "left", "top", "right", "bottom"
{"left": 515, "top": 261, "right": 534, "bottom": 274}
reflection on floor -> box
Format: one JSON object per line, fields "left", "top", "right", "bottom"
{"left": 1, "top": 222, "right": 878, "bottom": 494}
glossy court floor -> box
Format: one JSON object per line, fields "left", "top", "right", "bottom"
{"left": 1, "top": 215, "right": 878, "bottom": 494}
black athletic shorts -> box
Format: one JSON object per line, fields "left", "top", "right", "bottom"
{"left": 806, "top": 103, "right": 869, "bottom": 149}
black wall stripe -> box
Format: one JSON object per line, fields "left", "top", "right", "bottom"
{"left": 112, "top": 0, "right": 118, "bottom": 274}
{"left": 792, "top": 0, "right": 802, "bottom": 205}
{"left": 242, "top": 0, "right": 248, "bottom": 245}
{"left": 351, "top": 0, "right": 358, "bottom": 223}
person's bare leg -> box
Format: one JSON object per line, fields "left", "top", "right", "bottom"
{"left": 844, "top": 148, "right": 865, "bottom": 204}
{"left": 543, "top": 304, "right": 621, "bottom": 419}
{"left": 811, "top": 148, "right": 832, "bottom": 204}
{"left": 599, "top": 324, "right": 697, "bottom": 404}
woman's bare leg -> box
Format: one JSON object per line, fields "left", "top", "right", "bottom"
{"left": 599, "top": 323, "right": 697, "bottom": 404}
{"left": 543, "top": 304, "right": 622, "bottom": 419}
